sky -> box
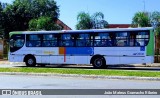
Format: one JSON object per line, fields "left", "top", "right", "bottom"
{"left": 1, "top": 0, "right": 160, "bottom": 30}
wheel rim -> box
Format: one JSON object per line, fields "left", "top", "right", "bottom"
{"left": 28, "top": 58, "right": 34, "bottom": 65}
{"left": 94, "top": 58, "right": 102, "bottom": 67}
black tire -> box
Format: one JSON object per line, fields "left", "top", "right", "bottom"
{"left": 92, "top": 56, "right": 106, "bottom": 69}
{"left": 25, "top": 56, "right": 36, "bottom": 67}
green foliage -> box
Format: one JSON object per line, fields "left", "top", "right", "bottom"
{"left": 155, "top": 27, "right": 160, "bottom": 36}
{"left": 37, "top": 17, "right": 52, "bottom": 30}
{"left": 29, "top": 16, "right": 62, "bottom": 30}
{"left": 0, "top": 67, "right": 160, "bottom": 77}
{"left": 1, "top": 0, "right": 60, "bottom": 39}
{"left": 0, "top": 2, "right": 4, "bottom": 38}
{"left": 91, "top": 12, "right": 108, "bottom": 29}
{"left": 150, "top": 11, "right": 160, "bottom": 28}
{"left": 149, "top": 11, "right": 160, "bottom": 36}
{"left": 132, "top": 12, "right": 150, "bottom": 27}
{"left": 76, "top": 12, "right": 92, "bottom": 29}
{"left": 29, "top": 19, "right": 38, "bottom": 31}
{"left": 76, "top": 11, "right": 108, "bottom": 30}
{"left": 132, "top": 11, "right": 160, "bottom": 35}
{"left": 0, "top": 2, "right": 2, "bottom": 11}
{"left": 31, "top": 0, "right": 59, "bottom": 20}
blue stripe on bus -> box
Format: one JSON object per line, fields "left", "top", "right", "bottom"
{"left": 66, "top": 47, "right": 94, "bottom": 55}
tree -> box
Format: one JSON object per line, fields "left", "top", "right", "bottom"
{"left": 0, "top": 2, "right": 4, "bottom": 38}
{"left": 91, "top": 12, "right": 108, "bottom": 29}
{"left": 28, "top": 18, "right": 38, "bottom": 31}
{"left": 155, "top": 27, "right": 160, "bottom": 36}
{"left": 132, "top": 12, "right": 150, "bottom": 27}
{"left": 31, "top": 0, "right": 59, "bottom": 21}
{"left": 150, "top": 11, "right": 160, "bottom": 28}
{"left": 0, "top": 2, "right": 2, "bottom": 11}
{"left": 76, "top": 12, "right": 92, "bottom": 29}
{"left": 76, "top": 12, "right": 108, "bottom": 30}
{"left": 4, "top": 0, "right": 32, "bottom": 31}
{"left": 2, "top": 0, "right": 60, "bottom": 39}
{"left": 149, "top": 11, "right": 160, "bottom": 36}
{"left": 29, "top": 16, "right": 62, "bottom": 31}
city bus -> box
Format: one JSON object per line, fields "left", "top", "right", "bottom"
{"left": 9, "top": 27, "right": 154, "bottom": 68}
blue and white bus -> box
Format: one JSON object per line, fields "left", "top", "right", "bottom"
{"left": 9, "top": 27, "right": 154, "bottom": 68}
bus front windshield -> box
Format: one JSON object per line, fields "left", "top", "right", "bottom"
{"left": 10, "top": 34, "right": 25, "bottom": 52}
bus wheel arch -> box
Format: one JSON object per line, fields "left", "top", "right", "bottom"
{"left": 90, "top": 55, "right": 106, "bottom": 69}
{"left": 24, "top": 54, "right": 36, "bottom": 67}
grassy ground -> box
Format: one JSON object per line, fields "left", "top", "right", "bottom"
{"left": 0, "top": 67, "right": 160, "bottom": 77}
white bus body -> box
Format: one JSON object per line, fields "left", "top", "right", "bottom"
{"left": 9, "top": 27, "right": 154, "bottom": 68}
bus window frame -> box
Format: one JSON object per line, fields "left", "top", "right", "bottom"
{"left": 25, "top": 30, "right": 150, "bottom": 48}
{"left": 42, "top": 34, "right": 58, "bottom": 47}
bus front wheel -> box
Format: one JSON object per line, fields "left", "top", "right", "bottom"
{"left": 25, "top": 56, "right": 36, "bottom": 67}
{"left": 92, "top": 56, "right": 106, "bottom": 69}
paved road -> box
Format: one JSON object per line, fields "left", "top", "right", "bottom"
{"left": 1, "top": 75, "right": 160, "bottom": 89}
{"left": 1, "top": 61, "right": 160, "bottom": 71}
{"left": 0, "top": 75, "right": 160, "bottom": 98}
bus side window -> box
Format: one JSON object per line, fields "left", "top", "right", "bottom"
{"left": 50, "top": 41, "right": 57, "bottom": 47}
{"left": 28, "top": 41, "right": 33, "bottom": 47}
{"left": 35, "top": 41, "right": 41, "bottom": 47}
{"left": 109, "top": 33, "right": 116, "bottom": 46}
{"left": 43, "top": 41, "right": 50, "bottom": 47}
{"left": 26, "top": 34, "right": 42, "bottom": 47}
{"left": 60, "top": 34, "right": 74, "bottom": 47}
{"left": 26, "top": 40, "right": 34, "bottom": 47}
{"left": 135, "top": 40, "right": 140, "bottom": 46}
{"left": 108, "top": 40, "right": 112, "bottom": 46}
{"left": 101, "top": 39, "right": 107, "bottom": 46}
{"left": 135, "top": 31, "right": 149, "bottom": 46}
{"left": 77, "top": 40, "right": 85, "bottom": 46}
{"left": 76, "top": 33, "right": 89, "bottom": 47}
{"left": 115, "top": 32, "right": 128, "bottom": 47}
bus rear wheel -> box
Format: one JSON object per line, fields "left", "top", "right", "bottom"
{"left": 25, "top": 57, "right": 36, "bottom": 67}
{"left": 92, "top": 56, "right": 106, "bottom": 69}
